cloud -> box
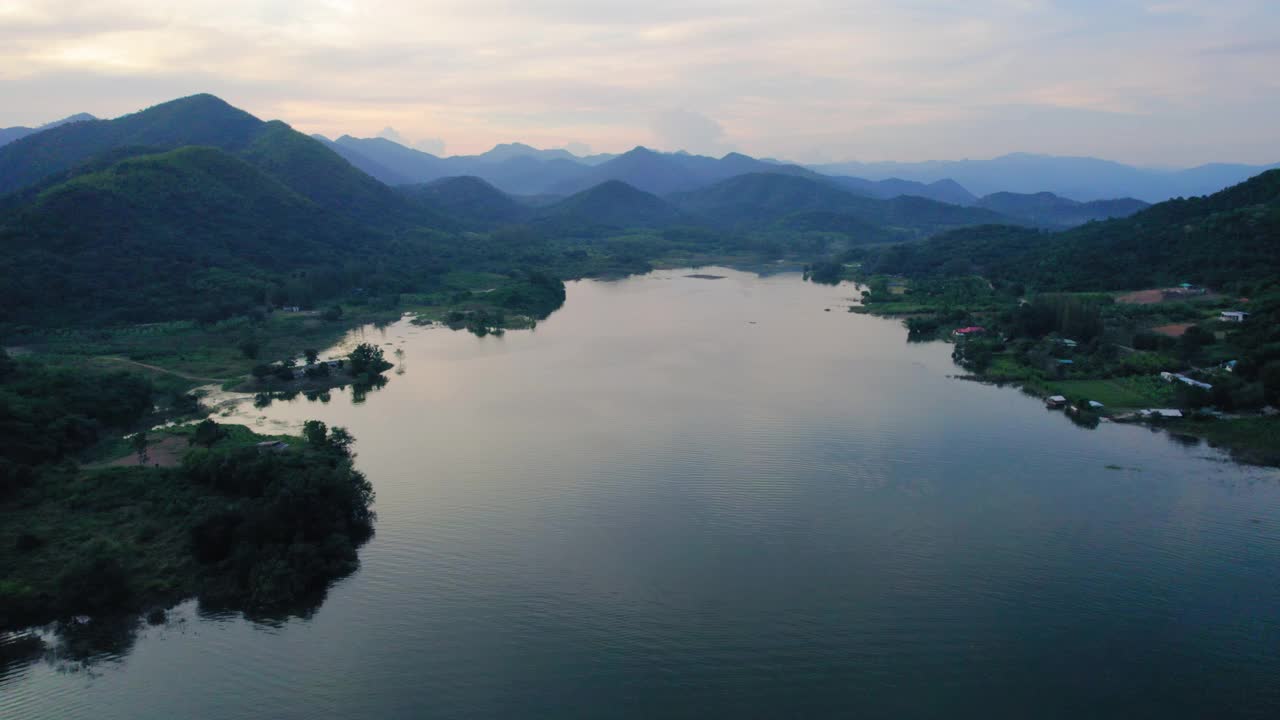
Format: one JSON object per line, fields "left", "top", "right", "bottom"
{"left": 414, "top": 137, "right": 446, "bottom": 155}
{"left": 0, "top": 0, "right": 1276, "bottom": 165}
{"left": 375, "top": 127, "right": 445, "bottom": 154}
{"left": 649, "top": 109, "right": 728, "bottom": 154}
{"left": 376, "top": 126, "right": 406, "bottom": 144}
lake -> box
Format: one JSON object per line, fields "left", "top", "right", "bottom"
{"left": 4, "top": 268, "right": 1279, "bottom": 719}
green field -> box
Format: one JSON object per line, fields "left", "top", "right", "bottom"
{"left": 1039, "top": 376, "right": 1178, "bottom": 409}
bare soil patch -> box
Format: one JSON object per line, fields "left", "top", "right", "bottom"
{"left": 1152, "top": 323, "right": 1193, "bottom": 338}
{"left": 101, "top": 435, "right": 190, "bottom": 469}
{"left": 1116, "top": 289, "right": 1165, "bottom": 305}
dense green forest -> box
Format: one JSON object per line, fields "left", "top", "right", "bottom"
{"left": 0, "top": 350, "right": 154, "bottom": 495}
{"left": 1, "top": 418, "right": 376, "bottom": 629}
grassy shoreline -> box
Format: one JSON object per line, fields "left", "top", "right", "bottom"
{"left": 848, "top": 274, "right": 1280, "bottom": 467}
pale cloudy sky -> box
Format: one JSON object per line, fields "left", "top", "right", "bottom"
{"left": 1, "top": 0, "right": 1277, "bottom": 165}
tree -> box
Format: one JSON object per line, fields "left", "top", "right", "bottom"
{"left": 239, "top": 338, "right": 261, "bottom": 360}
{"left": 0, "top": 348, "right": 14, "bottom": 379}
{"left": 1179, "top": 325, "right": 1215, "bottom": 362}
{"left": 303, "top": 420, "right": 328, "bottom": 449}
{"left": 304, "top": 363, "right": 330, "bottom": 379}
{"left": 304, "top": 349, "right": 319, "bottom": 365}
{"left": 327, "top": 426, "right": 355, "bottom": 456}
{"left": 1262, "top": 361, "right": 1280, "bottom": 406}
{"left": 191, "top": 419, "right": 223, "bottom": 448}
{"left": 130, "top": 432, "right": 149, "bottom": 465}
{"left": 322, "top": 306, "right": 343, "bottom": 322}
{"left": 348, "top": 343, "right": 391, "bottom": 376}
{"left": 170, "top": 390, "right": 201, "bottom": 414}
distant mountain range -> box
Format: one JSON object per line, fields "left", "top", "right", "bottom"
{"left": 810, "top": 153, "right": 1280, "bottom": 203}
{"left": 7, "top": 105, "right": 1274, "bottom": 206}
{"left": 0, "top": 113, "right": 96, "bottom": 147}
{"left": 860, "top": 167, "right": 1280, "bottom": 291}
{"left": 317, "top": 132, "right": 1262, "bottom": 209}
{"left": 1, "top": 92, "right": 1276, "bottom": 329}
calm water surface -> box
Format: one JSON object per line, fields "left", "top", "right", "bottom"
{"left": 4, "top": 269, "right": 1279, "bottom": 719}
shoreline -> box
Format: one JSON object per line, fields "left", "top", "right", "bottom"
{"left": 849, "top": 299, "right": 1280, "bottom": 467}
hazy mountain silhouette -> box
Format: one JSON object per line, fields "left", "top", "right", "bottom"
{"left": 314, "top": 134, "right": 414, "bottom": 185}
{"left": 829, "top": 176, "right": 977, "bottom": 205}
{"left": 671, "top": 172, "right": 1010, "bottom": 238}
{"left": 0, "top": 113, "right": 97, "bottom": 147}
{"left": 309, "top": 133, "right": 1252, "bottom": 206}
{"left": 865, "top": 168, "right": 1280, "bottom": 290}
{"left": 478, "top": 143, "right": 580, "bottom": 163}
{"left": 549, "top": 147, "right": 820, "bottom": 196}
{"left": 975, "top": 192, "right": 1149, "bottom": 228}
{"left": 326, "top": 136, "right": 592, "bottom": 194}
{"left": 810, "top": 153, "right": 1280, "bottom": 202}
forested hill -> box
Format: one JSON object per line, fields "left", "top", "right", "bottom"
{"left": 855, "top": 168, "right": 1280, "bottom": 291}
{"left": 398, "top": 176, "right": 531, "bottom": 227}
{"left": 0, "top": 94, "right": 427, "bottom": 225}
{"left": 0, "top": 95, "right": 263, "bottom": 195}
{"left": 538, "top": 180, "right": 686, "bottom": 231}
{"left": 0, "top": 94, "right": 471, "bottom": 327}
{"left": 0, "top": 147, "right": 400, "bottom": 325}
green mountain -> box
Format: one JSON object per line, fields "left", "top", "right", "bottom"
{"left": 399, "top": 176, "right": 529, "bottom": 227}
{"left": 0, "top": 147, "right": 386, "bottom": 325}
{"left": 975, "top": 191, "right": 1148, "bottom": 228}
{"left": 0, "top": 95, "right": 412, "bottom": 225}
{"left": 859, "top": 169, "right": 1280, "bottom": 291}
{"left": 0, "top": 95, "right": 263, "bottom": 195}
{"left": 241, "top": 122, "right": 408, "bottom": 223}
{"left": 328, "top": 135, "right": 450, "bottom": 184}
{"left": 537, "top": 180, "right": 685, "bottom": 232}
{"left": 672, "top": 173, "right": 1011, "bottom": 239}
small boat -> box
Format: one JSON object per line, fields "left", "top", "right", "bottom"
{"left": 1045, "top": 395, "right": 1068, "bottom": 409}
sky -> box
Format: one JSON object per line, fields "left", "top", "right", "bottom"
{"left": 1, "top": 0, "right": 1278, "bottom": 166}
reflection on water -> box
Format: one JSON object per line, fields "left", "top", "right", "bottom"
{"left": 4, "top": 268, "right": 1279, "bottom": 720}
